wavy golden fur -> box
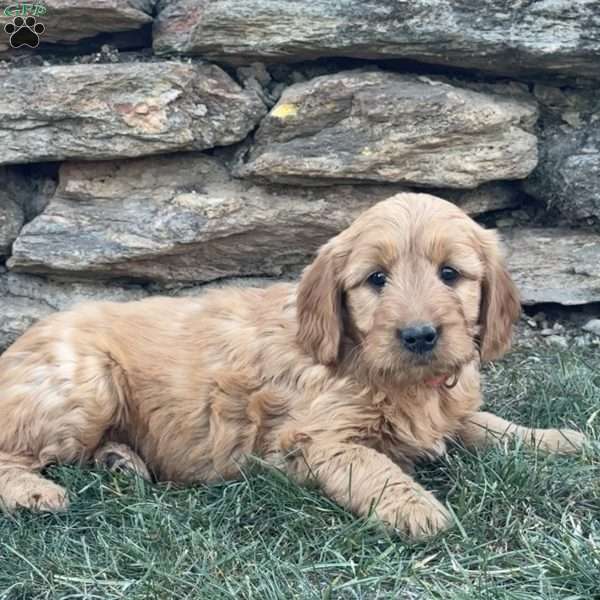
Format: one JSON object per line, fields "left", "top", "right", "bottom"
{"left": 0, "top": 193, "right": 586, "bottom": 539}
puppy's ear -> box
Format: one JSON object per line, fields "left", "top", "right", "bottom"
{"left": 296, "top": 242, "right": 346, "bottom": 365}
{"left": 477, "top": 228, "right": 521, "bottom": 362}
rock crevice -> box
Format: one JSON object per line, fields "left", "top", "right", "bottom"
{"left": 1, "top": 1, "right": 599, "bottom": 350}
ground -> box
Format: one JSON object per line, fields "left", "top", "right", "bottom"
{"left": 0, "top": 339, "right": 599, "bottom": 599}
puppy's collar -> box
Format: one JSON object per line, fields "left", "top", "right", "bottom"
{"left": 425, "top": 373, "right": 459, "bottom": 388}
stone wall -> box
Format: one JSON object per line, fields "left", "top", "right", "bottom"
{"left": 1, "top": 0, "right": 599, "bottom": 350}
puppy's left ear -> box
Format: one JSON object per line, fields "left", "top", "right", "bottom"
{"left": 296, "top": 241, "right": 346, "bottom": 365}
{"left": 477, "top": 228, "right": 521, "bottom": 362}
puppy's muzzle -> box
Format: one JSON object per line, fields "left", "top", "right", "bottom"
{"left": 397, "top": 323, "right": 439, "bottom": 354}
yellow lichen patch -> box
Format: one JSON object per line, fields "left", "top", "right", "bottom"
{"left": 361, "top": 147, "right": 373, "bottom": 156}
{"left": 271, "top": 103, "right": 298, "bottom": 119}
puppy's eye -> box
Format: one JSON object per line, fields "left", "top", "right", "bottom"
{"left": 367, "top": 271, "right": 387, "bottom": 289}
{"left": 440, "top": 265, "right": 460, "bottom": 285}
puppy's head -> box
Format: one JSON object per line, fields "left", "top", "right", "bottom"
{"left": 296, "top": 193, "right": 520, "bottom": 383}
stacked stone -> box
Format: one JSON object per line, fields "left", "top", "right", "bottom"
{"left": 1, "top": 0, "right": 599, "bottom": 350}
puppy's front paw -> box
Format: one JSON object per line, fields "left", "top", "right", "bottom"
{"left": 1, "top": 475, "right": 69, "bottom": 513}
{"left": 380, "top": 490, "right": 452, "bottom": 541}
{"left": 535, "top": 427, "right": 587, "bottom": 454}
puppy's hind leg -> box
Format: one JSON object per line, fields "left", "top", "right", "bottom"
{"left": 0, "top": 324, "right": 130, "bottom": 513}
{"left": 94, "top": 442, "right": 151, "bottom": 481}
{"left": 459, "top": 411, "right": 586, "bottom": 454}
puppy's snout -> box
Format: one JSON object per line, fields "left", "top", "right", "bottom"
{"left": 397, "top": 324, "right": 439, "bottom": 354}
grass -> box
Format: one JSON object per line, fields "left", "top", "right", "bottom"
{"left": 1, "top": 345, "right": 599, "bottom": 599}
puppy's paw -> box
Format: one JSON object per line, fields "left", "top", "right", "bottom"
{"left": 535, "top": 427, "right": 587, "bottom": 454}
{"left": 381, "top": 491, "right": 452, "bottom": 541}
{"left": 94, "top": 442, "right": 151, "bottom": 480}
{"left": 1, "top": 475, "right": 69, "bottom": 513}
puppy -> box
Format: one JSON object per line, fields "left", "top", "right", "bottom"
{"left": 0, "top": 193, "right": 586, "bottom": 539}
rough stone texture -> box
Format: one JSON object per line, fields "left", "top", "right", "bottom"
{"left": 153, "top": 0, "right": 600, "bottom": 79}
{"left": 0, "top": 165, "right": 57, "bottom": 257}
{"left": 0, "top": 267, "right": 294, "bottom": 351}
{"left": 1, "top": 271, "right": 149, "bottom": 309}
{"left": 524, "top": 87, "right": 600, "bottom": 229}
{"left": 237, "top": 70, "right": 538, "bottom": 188}
{"left": 0, "top": 1, "right": 154, "bottom": 51}
{"left": 7, "top": 154, "right": 523, "bottom": 283}
{"left": 7, "top": 154, "right": 408, "bottom": 282}
{"left": 0, "top": 270, "right": 289, "bottom": 352}
{"left": 0, "top": 172, "right": 24, "bottom": 257}
{"left": 0, "top": 199, "right": 23, "bottom": 258}
{"left": 502, "top": 228, "right": 600, "bottom": 305}
{"left": 0, "top": 271, "right": 149, "bottom": 351}
{"left": 582, "top": 319, "right": 600, "bottom": 336}
{"left": 0, "top": 295, "right": 53, "bottom": 352}
{"left": 438, "top": 182, "right": 522, "bottom": 217}
{"left": 0, "top": 62, "right": 267, "bottom": 165}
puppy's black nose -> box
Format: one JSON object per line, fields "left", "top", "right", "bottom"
{"left": 398, "top": 324, "right": 439, "bottom": 354}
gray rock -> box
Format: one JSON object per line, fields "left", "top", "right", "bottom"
{"left": 0, "top": 198, "right": 23, "bottom": 258}
{"left": 525, "top": 125, "right": 600, "bottom": 228}
{"left": 7, "top": 153, "right": 516, "bottom": 284}
{"left": 0, "top": 169, "right": 24, "bottom": 258}
{"left": 0, "top": 294, "right": 54, "bottom": 352}
{"left": 0, "top": 0, "right": 154, "bottom": 50}
{"left": 237, "top": 70, "right": 538, "bottom": 188}
{"left": 502, "top": 228, "right": 600, "bottom": 306}
{"left": 0, "top": 164, "right": 60, "bottom": 257}
{"left": 547, "top": 336, "right": 569, "bottom": 349}
{"left": 19, "top": 170, "right": 58, "bottom": 222}
{"left": 0, "top": 270, "right": 286, "bottom": 353}
{"left": 437, "top": 182, "right": 522, "bottom": 217}
{"left": 3, "top": 271, "right": 149, "bottom": 310}
{"left": 153, "top": 0, "right": 600, "bottom": 79}
{"left": 0, "top": 62, "right": 267, "bottom": 165}
{"left": 7, "top": 154, "right": 411, "bottom": 282}
{"left": 0, "top": 271, "right": 149, "bottom": 352}
{"left": 0, "top": 165, "right": 57, "bottom": 257}
{"left": 582, "top": 319, "right": 600, "bottom": 336}
{"left": 153, "top": 276, "right": 285, "bottom": 298}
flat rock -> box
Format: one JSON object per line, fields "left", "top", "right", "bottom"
{"left": 0, "top": 270, "right": 289, "bottom": 353}
{"left": 8, "top": 154, "right": 509, "bottom": 284}
{"left": 0, "top": 62, "right": 266, "bottom": 165}
{"left": 502, "top": 228, "right": 600, "bottom": 305}
{"left": 237, "top": 70, "right": 538, "bottom": 188}
{"left": 438, "top": 182, "right": 522, "bottom": 217}
{"left": 0, "top": 271, "right": 149, "bottom": 351}
{"left": 0, "top": 0, "right": 154, "bottom": 50}
{"left": 153, "top": 0, "right": 600, "bottom": 80}
{"left": 8, "top": 154, "right": 410, "bottom": 282}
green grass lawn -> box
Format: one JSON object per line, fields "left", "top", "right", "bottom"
{"left": 1, "top": 345, "right": 599, "bottom": 599}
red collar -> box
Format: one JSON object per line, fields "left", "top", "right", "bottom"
{"left": 424, "top": 373, "right": 459, "bottom": 388}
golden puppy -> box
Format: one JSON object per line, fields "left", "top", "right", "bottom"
{"left": 0, "top": 193, "right": 586, "bottom": 539}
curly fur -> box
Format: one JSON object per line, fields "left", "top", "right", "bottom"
{"left": 0, "top": 193, "right": 586, "bottom": 539}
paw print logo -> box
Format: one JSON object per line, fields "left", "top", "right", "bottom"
{"left": 4, "top": 16, "right": 45, "bottom": 48}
